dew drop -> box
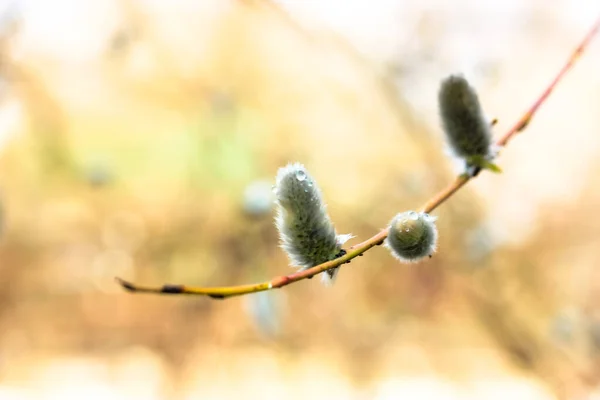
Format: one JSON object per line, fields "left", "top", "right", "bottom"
{"left": 295, "top": 170, "right": 307, "bottom": 181}
{"left": 408, "top": 211, "right": 419, "bottom": 221}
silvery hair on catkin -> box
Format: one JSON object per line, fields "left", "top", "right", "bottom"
{"left": 273, "top": 163, "right": 352, "bottom": 285}
{"left": 438, "top": 74, "right": 495, "bottom": 172}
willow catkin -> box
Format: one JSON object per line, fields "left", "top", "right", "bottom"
{"left": 274, "top": 163, "right": 352, "bottom": 285}
{"left": 385, "top": 211, "right": 438, "bottom": 263}
{"left": 438, "top": 74, "right": 494, "bottom": 168}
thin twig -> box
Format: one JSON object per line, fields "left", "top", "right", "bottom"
{"left": 497, "top": 15, "right": 600, "bottom": 146}
{"left": 116, "top": 15, "right": 600, "bottom": 299}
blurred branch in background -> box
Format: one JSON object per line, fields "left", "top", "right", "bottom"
{"left": 1, "top": 10, "right": 75, "bottom": 178}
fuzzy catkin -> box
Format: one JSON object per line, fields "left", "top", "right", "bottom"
{"left": 438, "top": 75, "right": 493, "bottom": 162}
{"left": 385, "top": 211, "right": 438, "bottom": 263}
{"left": 274, "top": 163, "right": 351, "bottom": 285}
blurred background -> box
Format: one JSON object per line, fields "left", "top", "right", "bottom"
{"left": 1, "top": 0, "right": 600, "bottom": 399}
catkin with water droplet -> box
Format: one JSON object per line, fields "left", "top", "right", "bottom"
{"left": 274, "top": 163, "right": 352, "bottom": 285}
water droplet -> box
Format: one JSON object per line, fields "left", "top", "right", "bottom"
{"left": 304, "top": 189, "right": 308, "bottom": 193}
{"left": 295, "top": 170, "right": 307, "bottom": 181}
{"left": 408, "top": 211, "right": 419, "bottom": 221}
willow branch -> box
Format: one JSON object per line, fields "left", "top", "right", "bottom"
{"left": 116, "top": 15, "right": 600, "bottom": 299}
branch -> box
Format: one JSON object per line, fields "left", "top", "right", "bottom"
{"left": 116, "top": 15, "right": 600, "bottom": 299}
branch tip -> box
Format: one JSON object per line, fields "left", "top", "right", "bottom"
{"left": 115, "top": 277, "right": 136, "bottom": 292}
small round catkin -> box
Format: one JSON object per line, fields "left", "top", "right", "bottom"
{"left": 385, "top": 211, "right": 438, "bottom": 263}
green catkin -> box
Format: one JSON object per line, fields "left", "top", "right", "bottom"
{"left": 438, "top": 74, "right": 497, "bottom": 173}
{"left": 385, "top": 211, "right": 438, "bottom": 263}
{"left": 274, "top": 163, "right": 352, "bottom": 285}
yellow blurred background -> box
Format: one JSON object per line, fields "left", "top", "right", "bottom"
{"left": 1, "top": 0, "right": 600, "bottom": 399}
